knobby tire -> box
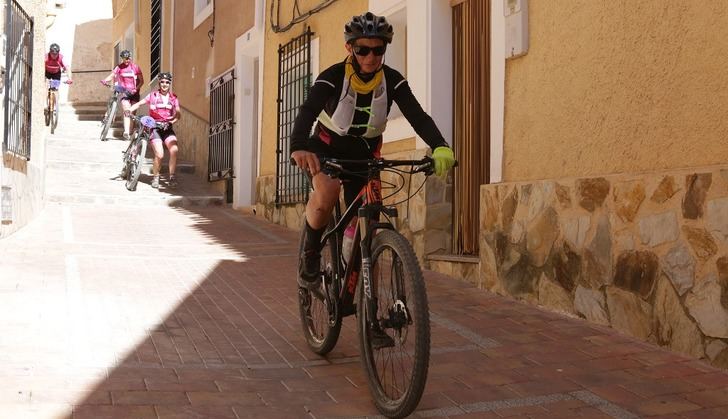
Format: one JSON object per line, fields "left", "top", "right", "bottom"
{"left": 50, "top": 93, "right": 59, "bottom": 134}
{"left": 358, "top": 230, "right": 430, "bottom": 419}
{"left": 297, "top": 219, "right": 343, "bottom": 355}
{"left": 125, "top": 135, "right": 146, "bottom": 191}
{"left": 100, "top": 99, "right": 117, "bottom": 141}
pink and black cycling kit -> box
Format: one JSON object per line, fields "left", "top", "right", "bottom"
{"left": 145, "top": 90, "right": 180, "bottom": 143}
{"left": 45, "top": 53, "right": 66, "bottom": 79}
{"left": 113, "top": 62, "right": 143, "bottom": 102}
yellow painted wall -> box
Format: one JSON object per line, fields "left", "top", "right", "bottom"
{"left": 259, "top": 0, "right": 368, "bottom": 176}
{"left": 172, "top": 0, "right": 255, "bottom": 121}
{"left": 111, "top": 0, "right": 149, "bottom": 91}
{"left": 111, "top": 0, "right": 133, "bottom": 64}
{"left": 503, "top": 1, "right": 728, "bottom": 182}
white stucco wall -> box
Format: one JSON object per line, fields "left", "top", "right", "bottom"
{"left": 370, "top": 0, "right": 453, "bottom": 149}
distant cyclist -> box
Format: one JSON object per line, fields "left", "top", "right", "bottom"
{"left": 44, "top": 43, "right": 73, "bottom": 115}
{"left": 101, "top": 50, "right": 144, "bottom": 141}
{"left": 126, "top": 72, "right": 181, "bottom": 189}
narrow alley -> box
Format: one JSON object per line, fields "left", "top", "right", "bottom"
{"left": 2, "top": 104, "right": 728, "bottom": 419}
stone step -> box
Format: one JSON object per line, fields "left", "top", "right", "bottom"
{"left": 67, "top": 101, "right": 107, "bottom": 107}
{"left": 46, "top": 169, "right": 223, "bottom": 208}
{"left": 47, "top": 192, "right": 225, "bottom": 208}
{"left": 47, "top": 159, "right": 196, "bottom": 174}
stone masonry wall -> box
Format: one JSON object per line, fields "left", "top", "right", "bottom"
{"left": 479, "top": 164, "right": 728, "bottom": 369}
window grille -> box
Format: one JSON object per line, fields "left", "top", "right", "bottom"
{"left": 150, "top": 0, "right": 162, "bottom": 79}
{"left": 275, "top": 28, "right": 313, "bottom": 205}
{"left": 208, "top": 69, "right": 235, "bottom": 183}
{"left": 3, "top": 0, "right": 34, "bottom": 159}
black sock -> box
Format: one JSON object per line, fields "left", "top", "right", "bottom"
{"left": 304, "top": 220, "right": 325, "bottom": 253}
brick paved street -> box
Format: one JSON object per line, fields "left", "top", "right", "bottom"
{"left": 2, "top": 107, "right": 728, "bottom": 418}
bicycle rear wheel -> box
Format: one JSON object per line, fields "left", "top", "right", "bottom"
{"left": 50, "top": 93, "right": 59, "bottom": 134}
{"left": 125, "top": 135, "right": 147, "bottom": 191}
{"left": 100, "top": 99, "right": 117, "bottom": 141}
{"left": 297, "top": 219, "right": 343, "bottom": 355}
{"left": 358, "top": 230, "right": 430, "bottom": 418}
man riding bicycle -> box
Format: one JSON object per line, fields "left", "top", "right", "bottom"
{"left": 126, "top": 72, "right": 181, "bottom": 189}
{"left": 290, "top": 12, "right": 456, "bottom": 290}
{"left": 44, "top": 43, "right": 73, "bottom": 116}
{"left": 101, "top": 50, "right": 144, "bottom": 141}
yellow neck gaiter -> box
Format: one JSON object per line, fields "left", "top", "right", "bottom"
{"left": 345, "top": 56, "right": 383, "bottom": 94}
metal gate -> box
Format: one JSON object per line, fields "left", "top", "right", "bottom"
{"left": 275, "top": 28, "right": 313, "bottom": 205}
{"left": 3, "top": 0, "right": 34, "bottom": 159}
{"left": 208, "top": 69, "right": 235, "bottom": 183}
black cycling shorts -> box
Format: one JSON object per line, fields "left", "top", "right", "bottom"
{"left": 151, "top": 126, "right": 176, "bottom": 143}
{"left": 307, "top": 135, "right": 380, "bottom": 207}
{"left": 121, "top": 91, "right": 140, "bottom": 104}
{"left": 45, "top": 71, "right": 61, "bottom": 80}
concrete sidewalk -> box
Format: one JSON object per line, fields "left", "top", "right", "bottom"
{"left": 2, "top": 202, "right": 728, "bottom": 419}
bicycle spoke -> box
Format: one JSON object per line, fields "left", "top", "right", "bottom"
{"left": 359, "top": 230, "right": 429, "bottom": 417}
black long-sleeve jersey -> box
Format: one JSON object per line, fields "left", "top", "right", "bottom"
{"left": 290, "top": 60, "right": 448, "bottom": 158}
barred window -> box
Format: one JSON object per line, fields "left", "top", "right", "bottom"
{"left": 275, "top": 28, "right": 314, "bottom": 205}
{"left": 150, "top": 0, "right": 162, "bottom": 80}
{"left": 3, "top": 0, "right": 34, "bottom": 159}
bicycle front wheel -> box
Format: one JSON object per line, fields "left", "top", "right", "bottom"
{"left": 119, "top": 140, "right": 134, "bottom": 180}
{"left": 125, "top": 135, "right": 146, "bottom": 191}
{"left": 297, "top": 219, "right": 342, "bottom": 355}
{"left": 50, "top": 93, "right": 59, "bottom": 134}
{"left": 358, "top": 230, "right": 430, "bottom": 419}
{"left": 100, "top": 99, "right": 117, "bottom": 141}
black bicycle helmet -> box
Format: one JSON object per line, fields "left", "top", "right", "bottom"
{"left": 120, "top": 50, "right": 132, "bottom": 59}
{"left": 158, "top": 72, "right": 172, "bottom": 82}
{"left": 49, "top": 43, "right": 60, "bottom": 53}
{"left": 344, "top": 12, "right": 394, "bottom": 44}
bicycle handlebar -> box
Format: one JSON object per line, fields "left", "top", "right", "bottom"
{"left": 129, "top": 115, "right": 167, "bottom": 130}
{"left": 291, "top": 155, "right": 458, "bottom": 178}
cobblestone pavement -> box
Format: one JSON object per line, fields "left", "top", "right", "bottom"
{"left": 2, "top": 107, "right": 728, "bottom": 418}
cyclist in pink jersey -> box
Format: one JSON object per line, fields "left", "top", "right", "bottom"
{"left": 45, "top": 43, "right": 73, "bottom": 83}
{"left": 101, "top": 50, "right": 144, "bottom": 140}
{"left": 45, "top": 43, "right": 73, "bottom": 118}
{"left": 127, "top": 72, "right": 181, "bottom": 189}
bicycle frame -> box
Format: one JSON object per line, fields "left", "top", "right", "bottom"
{"left": 319, "top": 158, "right": 428, "bottom": 319}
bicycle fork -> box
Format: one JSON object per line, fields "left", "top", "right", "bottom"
{"left": 357, "top": 208, "right": 379, "bottom": 331}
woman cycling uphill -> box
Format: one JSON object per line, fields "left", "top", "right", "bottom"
{"left": 290, "top": 12, "right": 456, "bottom": 290}
{"left": 126, "top": 72, "right": 181, "bottom": 189}
{"left": 101, "top": 50, "right": 144, "bottom": 141}
{"left": 44, "top": 43, "right": 73, "bottom": 116}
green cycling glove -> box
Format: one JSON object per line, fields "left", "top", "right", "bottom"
{"left": 432, "top": 146, "right": 455, "bottom": 177}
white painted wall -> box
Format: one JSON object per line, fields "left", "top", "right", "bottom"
{"left": 370, "top": 0, "right": 452, "bottom": 149}
{"left": 233, "top": 0, "right": 265, "bottom": 208}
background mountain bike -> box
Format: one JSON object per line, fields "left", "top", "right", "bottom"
{"left": 44, "top": 77, "right": 71, "bottom": 134}
{"left": 99, "top": 83, "right": 126, "bottom": 141}
{"left": 120, "top": 115, "right": 163, "bottom": 191}
{"left": 297, "top": 156, "right": 452, "bottom": 418}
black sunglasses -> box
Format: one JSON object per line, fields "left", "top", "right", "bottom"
{"left": 353, "top": 44, "right": 387, "bottom": 57}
